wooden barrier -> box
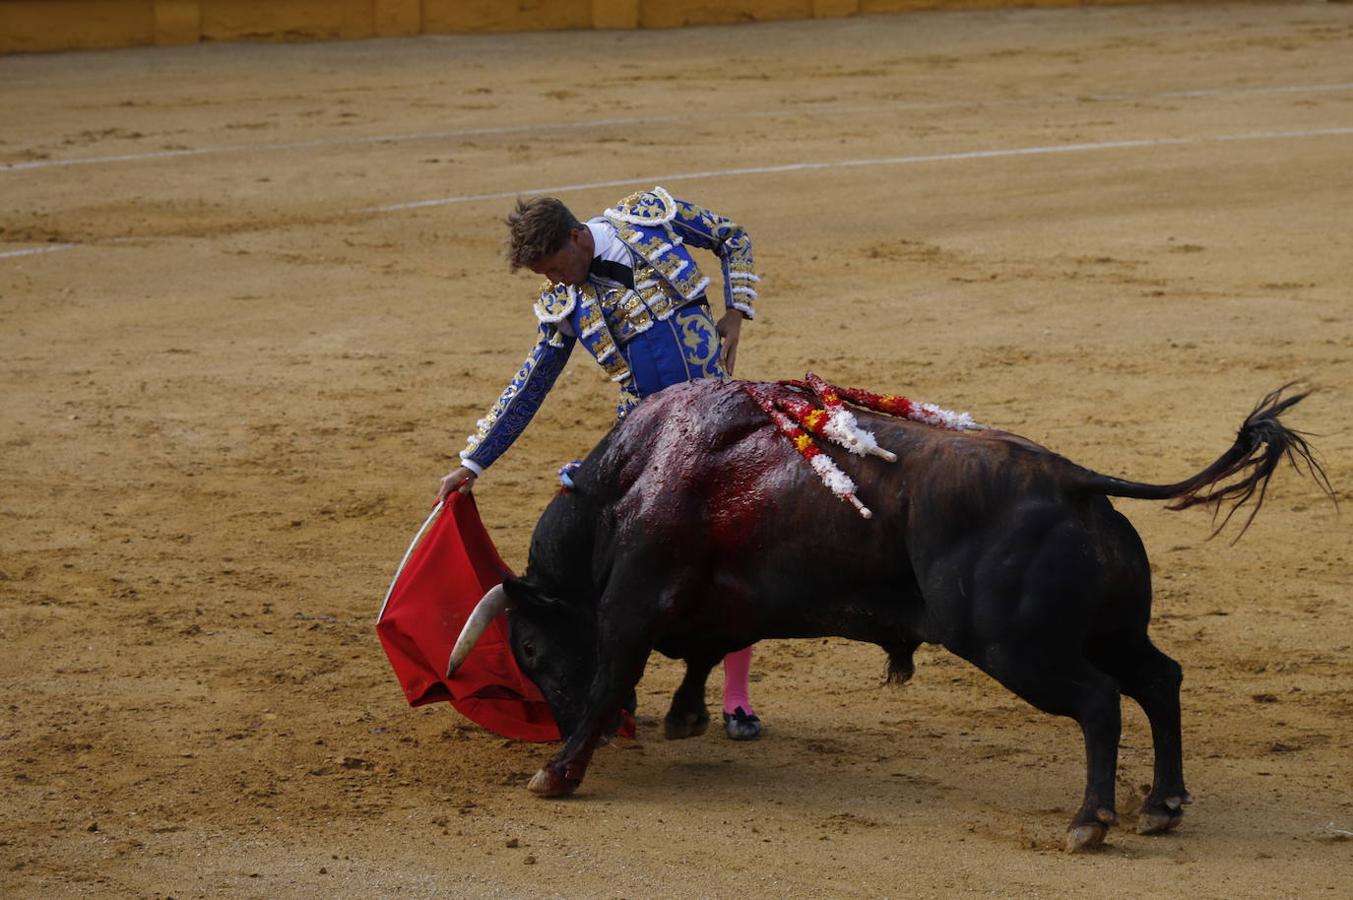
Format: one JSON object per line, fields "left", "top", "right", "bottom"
{"left": 0, "top": 0, "right": 1221, "bottom": 54}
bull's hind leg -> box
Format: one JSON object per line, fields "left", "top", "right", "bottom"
{"left": 1092, "top": 639, "right": 1192, "bottom": 834}
{"left": 976, "top": 646, "right": 1124, "bottom": 852}
{"left": 665, "top": 652, "right": 720, "bottom": 740}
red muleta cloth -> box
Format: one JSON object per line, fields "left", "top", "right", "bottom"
{"left": 375, "top": 493, "right": 559, "bottom": 742}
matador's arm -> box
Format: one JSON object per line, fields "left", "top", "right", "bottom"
{"left": 457, "top": 322, "right": 576, "bottom": 475}
{"left": 668, "top": 198, "right": 759, "bottom": 319}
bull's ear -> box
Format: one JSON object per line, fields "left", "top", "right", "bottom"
{"left": 501, "top": 577, "right": 562, "bottom": 610}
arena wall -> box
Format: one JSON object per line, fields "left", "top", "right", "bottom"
{"left": 0, "top": 0, "right": 1237, "bottom": 54}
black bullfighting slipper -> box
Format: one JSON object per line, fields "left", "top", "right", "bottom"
{"left": 722, "top": 707, "right": 762, "bottom": 741}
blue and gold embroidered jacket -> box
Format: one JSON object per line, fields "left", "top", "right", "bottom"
{"left": 459, "top": 186, "right": 758, "bottom": 473}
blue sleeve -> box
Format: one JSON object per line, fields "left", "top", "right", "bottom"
{"left": 458, "top": 323, "right": 576, "bottom": 472}
{"left": 669, "top": 198, "right": 759, "bottom": 318}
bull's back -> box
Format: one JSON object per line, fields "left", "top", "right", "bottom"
{"left": 589, "top": 383, "right": 927, "bottom": 633}
{"left": 597, "top": 379, "right": 1081, "bottom": 549}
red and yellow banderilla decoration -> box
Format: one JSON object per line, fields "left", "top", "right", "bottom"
{"left": 745, "top": 373, "right": 984, "bottom": 518}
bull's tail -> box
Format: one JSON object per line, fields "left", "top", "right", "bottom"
{"left": 1075, "top": 385, "right": 1334, "bottom": 538}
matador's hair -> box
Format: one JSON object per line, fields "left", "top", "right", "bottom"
{"left": 505, "top": 197, "right": 581, "bottom": 271}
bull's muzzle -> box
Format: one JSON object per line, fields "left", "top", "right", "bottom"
{"left": 445, "top": 584, "right": 510, "bottom": 677}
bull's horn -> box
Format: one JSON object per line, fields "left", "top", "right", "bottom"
{"left": 446, "top": 584, "right": 510, "bottom": 677}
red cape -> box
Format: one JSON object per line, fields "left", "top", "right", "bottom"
{"left": 375, "top": 494, "right": 560, "bottom": 742}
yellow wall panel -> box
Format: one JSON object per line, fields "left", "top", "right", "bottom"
{"left": 373, "top": 0, "right": 420, "bottom": 36}
{"left": 812, "top": 0, "right": 860, "bottom": 16}
{"left": 0, "top": 0, "right": 1224, "bottom": 54}
{"left": 198, "top": 0, "right": 374, "bottom": 42}
{"left": 640, "top": 0, "right": 812, "bottom": 28}
{"left": 860, "top": 0, "right": 1151, "bottom": 9}
{"left": 154, "top": 0, "right": 201, "bottom": 45}
{"left": 0, "top": 0, "right": 155, "bottom": 52}
{"left": 592, "top": 0, "right": 640, "bottom": 29}
{"left": 422, "top": 0, "right": 593, "bottom": 34}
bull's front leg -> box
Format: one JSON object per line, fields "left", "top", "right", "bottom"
{"left": 527, "top": 726, "right": 604, "bottom": 797}
{"left": 528, "top": 636, "right": 653, "bottom": 797}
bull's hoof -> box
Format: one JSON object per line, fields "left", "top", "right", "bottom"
{"left": 1137, "top": 810, "right": 1183, "bottom": 835}
{"left": 1065, "top": 822, "right": 1108, "bottom": 853}
{"left": 664, "top": 711, "right": 710, "bottom": 740}
{"left": 527, "top": 766, "right": 577, "bottom": 797}
{"left": 1138, "top": 792, "right": 1192, "bottom": 834}
{"left": 722, "top": 707, "right": 762, "bottom": 741}
{"left": 1065, "top": 808, "right": 1116, "bottom": 853}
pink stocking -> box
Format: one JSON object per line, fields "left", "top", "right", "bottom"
{"left": 722, "top": 645, "right": 755, "bottom": 715}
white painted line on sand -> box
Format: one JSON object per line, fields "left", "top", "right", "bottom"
{"left": 0, "top": 243, "right": 80, "bottom": 259}
{"left": 355, "top": 126, "right": 1353, "bottom": 214}
{"left": 6, "top": 125, "right": 1350, "bottom": 263}
{"left": 1156, "top": 82, "right": 1353, "bottom": 100}
{"left": 4, "top": 81, "right": 1352, "bottom": 174}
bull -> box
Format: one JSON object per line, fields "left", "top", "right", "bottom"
{"left": 447, "top": 378, "right": 1329, "bottom": 851}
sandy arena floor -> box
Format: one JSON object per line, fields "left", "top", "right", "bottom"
{"left": 2, "top": 3, "right": 1352, "bottom": 896}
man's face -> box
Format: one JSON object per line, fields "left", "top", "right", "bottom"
{"left": 529, "top": 226, "right": 592, "bottom": 287}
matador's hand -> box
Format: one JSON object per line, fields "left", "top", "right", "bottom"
{"left": 438, "top": 466, "right": 477, "bottom": 502}
{"left": 717, "top": 309, "right": 745, "bottom": 376}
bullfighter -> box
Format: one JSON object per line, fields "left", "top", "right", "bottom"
{"left": 438, "top": 186, "right": 765, "bottom": 740}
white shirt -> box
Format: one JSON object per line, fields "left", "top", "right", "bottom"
{"left": 556, "top": 220, "right": 637, "bottom": 339}
{"left": 586, "top": 218, "right": 632, "bottom": 273}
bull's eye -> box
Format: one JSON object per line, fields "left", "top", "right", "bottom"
{"left": 521, "top": 640, "right": 537, "bottom": 662}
